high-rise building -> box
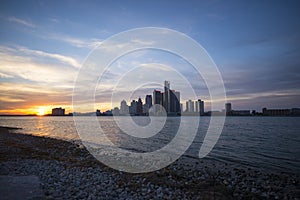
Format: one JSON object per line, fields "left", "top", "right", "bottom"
{"left": 163, "top": 80, "right": 170, "bottom": 112}
{"left": 199, "top": 99, "right": 204, "bottom": 116}
{"left": 137, "top": 98, "right": 143, "bottom": 115}
{"left": 120, "top": 100, "right": 129, "bottom": 115}
{"left": 195, "top": 100, "right": 199, "bottom": 113}
{"left": 145, "top": 95, "right": 152, "bottom": 107}
{"left": 225, "top": 103, "right": 232, "bottom": 114}
{"left": 153, "top": 90, "right": 162, "bottom": 105}
{"left": 129, "top": 100, "right": 137, "bottom": 115}
{"left": 186, "top": 100, "right": 194, "bottom": 112}
{"left": 174, "top": 91, "right": 180, "bottom": 113}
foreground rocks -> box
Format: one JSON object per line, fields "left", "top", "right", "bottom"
{"left": 0, "top": 126, "right": 299, "bottom": 199}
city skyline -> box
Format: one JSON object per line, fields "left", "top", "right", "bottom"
{"left": 1, "top": 1, "right": 300, "bottom": 115}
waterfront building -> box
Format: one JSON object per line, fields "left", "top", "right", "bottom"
{"left": 52, "top": 107, "right": 65, "bottom": 116}
{"left": 225, "top": 103, "right": 232, "bottom": 115}
{"left": 137, "top": 98, "right": 143, "bottom": 115}
{"left": 120, "top": 100, "right": 129, "bottom": 115}
{"left": 129, "top": 100, "right": 137, "bottom": 115}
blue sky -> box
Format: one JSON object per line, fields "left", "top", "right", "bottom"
{"left": 0, "top": 0, "right": 299, "bottom": 114}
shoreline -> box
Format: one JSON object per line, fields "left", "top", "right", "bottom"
{"left": 0, "top": 126, "right": 299, "bottom": 199}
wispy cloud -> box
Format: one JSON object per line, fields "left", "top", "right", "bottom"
{"left": 8, "top": 16, "right": 36, "bottom": 28}
{"left": 0, "top": 45, "right": 81, "bottom": 69}
{"left": 0, "top": 45, "right": 78, "bottom": 83}
{"left": 0, "top": 72, "right": 14, "bottom": 78}
{"left": 49, "top": 34, "right": 102, "bottom": 49}
{"left": 18, "top": 46, "right": 81, "bottom": 68}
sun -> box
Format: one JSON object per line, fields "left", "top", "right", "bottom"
{"left": 37, "top": 107, "right": 45, "bottom": 116}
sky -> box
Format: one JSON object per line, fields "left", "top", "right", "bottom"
{"left": 0, "top": 0, "right": 300, "bottom": 114}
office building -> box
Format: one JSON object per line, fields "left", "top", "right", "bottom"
{"left": 120, "top": 100, "right": 129, "bottom": 115}
{"left": 225, "top": 103, "right": 232, "bottom": 114}
{"left": 129, "top": 100, "right": 137, "bottom": 115}
{"left": 52, "top": 107, "right": 65, "bottom": 116}
{"left": 137, "top": 98, "right": 143, "bottom": 115}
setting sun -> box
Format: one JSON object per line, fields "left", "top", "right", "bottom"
{"left": 37, "top": 107, "right": 45, "bottom": 116}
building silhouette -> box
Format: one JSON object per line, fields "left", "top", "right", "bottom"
{"left": 225, "top": 103, "right": 232, "bottom": 114}
{"left": 120, "top": 100, "right": 129, "bottom": 115}
{"left": 163, "top": 80, "right": 171, "bottom": 112}
{"left": 262, "top": 108, "right": 290, "bottom": 116}
{"left": 186, "top": 100, "right": 194, "bottom": 112}
{"left": 196, "top": 99, "right": 205, "bottom": 116}
{"left": 137, "top": 98, "right": 143, "bottom": 115}
{"left": 52, "top": 107, "right": 65, "bottom": 116}
{"left": 129, "top": 100, "right": 137, "bottom": 115}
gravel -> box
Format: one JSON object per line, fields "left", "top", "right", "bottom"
{"left": 0, "top": 126, "right": 299, "bottom": 199}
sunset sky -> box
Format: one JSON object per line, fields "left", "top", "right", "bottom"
{"left": 1, "top": 1, "right": 300, "bottom": 115}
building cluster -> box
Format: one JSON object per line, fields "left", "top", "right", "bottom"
{"left": 109, "top": 81, "right": 182, "bottom": 116}
{"left": 262, "top": 107, "right": 300, "bottom": 116}
{"left": 96, "top": 81, "right": 206, "bottom": 116}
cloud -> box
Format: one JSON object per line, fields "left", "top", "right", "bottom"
{"left": 48, "top": 34, "right": 102, "bottom": 49}
{"left": 17, "top": 46, "right": 81, "bottom": 68}
{"left": 8, "top": 17, "right": 36, "bottom": 28}
{"left": 0, "top": 45, "right": 78, "bottom": 84}
{"left": 0, "top": 72, "right": 13, "bottom": 78}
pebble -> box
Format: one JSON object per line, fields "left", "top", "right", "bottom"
{"left": 1, "top": 131, "right": 299, "bottom": 199}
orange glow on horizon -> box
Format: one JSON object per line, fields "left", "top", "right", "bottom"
{"left": 0, "top": 105, "right": 71, "bottom": 115}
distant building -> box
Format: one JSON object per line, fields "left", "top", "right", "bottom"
{"left": 52, "top": 107, "right": 65, "bottom": 116}
{"left": 137, "top": 98, "right": 143, "bottom": 115}
{"left": 199, "top": 99, "right": 204, "bottom": 116}
{"left": 231, "top": 110, "right": 251, "bottom": 116}
{"left": 186, "top": 100, "right": 194, "bottom": 112}
{"left": 145, "top": 95, "right": 152, "bottom": 108}
{"left": 195, "top": 100, "right": 199, "bottom": 113}
{"left": 225, "top": 103, "right": 232, "bottom": 114}
{"left": 112, "top": 107, "right": 120, "bottom": 116}
{"left": 103, "top": 110, "right": 112, "bottom": 116}
{"left": 195, "top": 99, "right": 205, "bottom": 116}
{"left": 262, "top": 108, "right": 290, "bottom": 116}
{"left": 153, "top": 90, "right": 163, "bottom": 106}
{"left": 96, "top": 109, "right": 101, "bottom": 116}
{"left": 163, "top": 80, "right": 171, "bottom": 112}
{"left": 120, "top": 100, "right": 129, "bottom": 115}
{"left": 129, "top": 100, "right": 137, "bottom": 115}
{"left": 144, "top": 95, "right": 152, "bottom": 114}
{"left": 169, "top": 90, "right": 180, "bottom": 113}
{"left": 291, "top": 108, "right": 300, "bottom": 116}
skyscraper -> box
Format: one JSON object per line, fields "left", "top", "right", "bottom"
{"left": 129, "top": 100, "right": 137, "bottom": 115}
{"left": 163, "top": 80, "right": 170, "bottom": 112}
{"left": 199, "top": 99, "right": 204, "bottom": 116}
{"left": 153, "top": 90, "right": 162, "bottom": 105}
{"left": 195, "top": 100, "right": 199, "bottom": 113}
{"left": 120, "top": 100, "right": 129, "bottom": 115}
{"left": 137, "top": 98, "right": 143, "bottom": 115}
{"left": 186, "top": 100, "right": 194, "bottom": 112}
{"left": 145, "top": 95, "right": 152, "bottom": 107}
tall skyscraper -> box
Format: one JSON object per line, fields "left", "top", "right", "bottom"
{"left": 163, "top": 80, "right": 170, "bottom": 112}
{"left": 145, "top": 95, "right": 152, "bottom": 107}
{"left": 198, "top": 99, "right": 204, "bottom": 116}
{"left": 120, "top": 100, "right": 129, "bottom": 115}
{"left": 174, "top": 91, "right": 180, "bottom": 113}
{"left": 195, "top": 100, "right": 199, "bottom": 113}
{"left": 137, "top": 98, "right": 143, "bottom": 115}
{"left": 129, "top": 100, "right": 137, "bottom": 115}
{"left": 153, "top": 90, "right": 162, "bottom": 105}
{"left": 186, "top": 100, "right": 194, "bottom": 112}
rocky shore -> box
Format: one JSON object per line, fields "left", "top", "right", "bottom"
{"left": 0, "top": 126, "right": 299, "bottom": 199}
